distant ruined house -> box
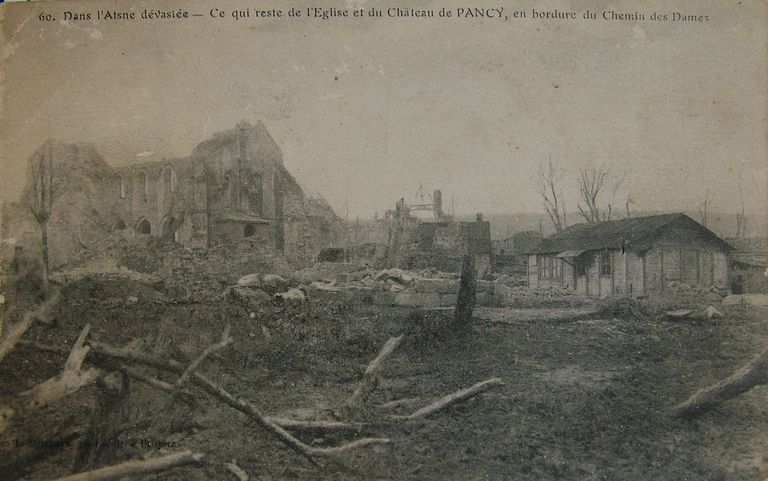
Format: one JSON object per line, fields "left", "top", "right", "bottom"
{"left": 344, "top": 191, "right": 492, "bottom": 273}
{"left": 727, "top": 237, "right": 768, "bottom": 294}
{"left": 492, "top": 230, "right": 542, "bottom": 257}
{"left": 1, "top": 121, "right": 341, "bottom": 267}
{"left": 526, "top": 213, "right": 732, "bottom": 297}
{"left": 492, "top": 230, "right": 542, "bottom": 272}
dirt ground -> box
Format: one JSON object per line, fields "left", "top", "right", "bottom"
{"left": 2, "top": 275, "right": 768, "bottom": 481}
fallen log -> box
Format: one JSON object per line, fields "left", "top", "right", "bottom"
{"left": 21, "top": 324, "right": 104, "bottom": 411}
{"left": 671, "top": 346, "right": 768, "bottom": 418}
{"left": 112, "top": 364, "right": 196, "bottom": 406}
{"left": 0, "top": 289, "right": 60, "bottom": 364}
{"left": 35, "top": 346, "right": 175, "bottom": 396}
{"left": 401, "top": 378, "right": 504, "bottom": 420}
{"left": 191, "top": 370, "right": 323, "bottom": 465}
{"left": 265, "top": 417, "right": 366, "bottom": 432}
{"left": 121, "top": 366, "right": 175, "bottom": 392}
{"left": 45, "top": 450, "right": 204, "bottom": 481}
{"left": 188, "top": 372, "right": 391, "bottom": 463}
{"left": 308, "top": 437, "right": 391, "bottom": 455}
{"left": 363, "top": 336, "right": 405, "bottom": 377}
{"left": 86, "top": 341, "right": 323, "bottom": 465}
{"left": 17, "top": 340, "right": 320, "bottom": 464}
{"left": 1, "top": 324, "right": 103, "bottom": 434}
{"left": 224, "top": 462, "right": 249, "bottom": 481}
{"left": 340, "top": 335, "right": 404, "bottom": 415}
{"left": 176, "top": 325, "right": 233, "bottom": 387}
{"left": 20, "top": 339, "right": 388, "bottom": 465}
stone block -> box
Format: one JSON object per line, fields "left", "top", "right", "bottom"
{"left": 413, "top": 278, "right": 458, "bottom": 294}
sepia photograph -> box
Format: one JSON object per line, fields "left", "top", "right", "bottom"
{"left": 0, "top": 0, "right": 766, "bottom": 479}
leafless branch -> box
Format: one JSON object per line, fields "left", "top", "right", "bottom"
{"left": 175, "top": 325, "right": 233, "bottom": 387}
{"left": 22, "top": 339, "right": 391, "bottom": 466}
{"left": 20, "top": 324, "right": 104, "bottom": 412}
{"left": 0, "top": 290, "right": 60, "bottom": 364}
{"left": 736, "top": 184, "right": 746, "bottom": 237}
{"left": 224, "top": 462, "right": 249, "bottom": 481}
{"left": 699, "top": 189, "right": 712, "bottom": 228}
{"left": 537, "top": 158, "right": 567, "bottom": 231}
{"left": 399, "top": 378, "right": 504, "bottom": 420}
{"left": 1, "top": 323, "right": 104, "bottom": 433}
{"left": 576, "top": 165, "right": 609, "bottom": 223}
{"left": 46, "top": 450, "right": 205, "bottom": 481}
{"left": 340, "top": 335, "right": 403, "bottom": 416}
{"left": 265, "top": 417, "right": 366, "bottom": 432}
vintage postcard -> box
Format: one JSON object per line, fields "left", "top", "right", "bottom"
{"left": 0, "top": 0, "right": 766, "bottom": 479}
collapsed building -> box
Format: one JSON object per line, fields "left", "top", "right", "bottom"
{"left": 344, "top": 189, "right": 493, "bottom": 274}
{"left": 727, "top": 236, "right": 768, "bottom": 294}
{"left": 491, "top": 230, "right": 542, "bottom": 276}
{"left": 1, "top": 121, "right": 342, "bottom": 267}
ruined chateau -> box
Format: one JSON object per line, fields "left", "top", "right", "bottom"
{"left": 343, "top": 190, "right": 493, "bottom": 273}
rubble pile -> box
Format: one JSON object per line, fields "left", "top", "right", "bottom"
{"left": 46, "top": 235, "right": 296, "bottom": 304}
{"left": 160, "top": 240, "right": 293, "bottom": 303}
{"left": 295, "top": 262, "right": 591, "bottom": 308}
{"left": 486, "top": 272, "right": 527, "bottom": 287}
{"left": 296, "top": 263, "right": 460, "bottom": 307}
{"left": 722, "top": 293, "right": 768, "bottom": 307}
{"left": 55, "top": 229, "right": 169, "bottom": 273}
{"left": 654, "top": 281, "right": 730, "bottom": 308}
{"left": 492, "top": 283, "right": 592, "bottom": 308}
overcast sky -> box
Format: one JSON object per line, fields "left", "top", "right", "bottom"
{"left": 1, "top": 0, "right": 766, "bottom": 220}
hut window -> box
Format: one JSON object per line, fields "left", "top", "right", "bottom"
{"left": 600, "top": 251, "right": 612, "bottom": 276}
{"left": 538, "top": 255, "right": 560, "bottom": 280}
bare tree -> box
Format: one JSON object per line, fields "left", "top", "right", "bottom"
{"left": 537, "top": 158, "right": 567, "bottom": 232}
{"left": 735, "top": 185, "right": 747, "bottom": 238}
{"left": 27, "top": 142, "right": 57, "bottom": 295}
{"left": 699, "top": 189, "right": 712, "bottom": 228}
{"left": 609, "top": 170, "right": 627, "bottom": 221}
{"left": 576, "top": 165, "right": 606, "bottom": 223}
{"left": 576, "top": 164, "right": 626, "bottom": 223}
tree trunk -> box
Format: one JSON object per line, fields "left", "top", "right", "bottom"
{"left": 671, "top": 347, "right": 768, "bottom": 418}
{"left": 454, "top": 255, "right": 476, "bottom": 326}
{"left": 50, "top": 451, "right": 204, "bottom": 481}
{"left": 19, "top": 324, "right": 103, "bottom": 413}
{"left": 339, "top": 335, "right": 403, "bottom": 417}
{"left": 0, "top": 290, "right": 60, "bottom": 364}
{"left": 404, "top": 378, "right": 504, "bottom": 420}
{"left": 41, "top": 220, "right": 50, "bottom": 296}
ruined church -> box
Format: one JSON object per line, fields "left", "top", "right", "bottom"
{"left": 1, "top": 122, "right": 341, "bottom": 266}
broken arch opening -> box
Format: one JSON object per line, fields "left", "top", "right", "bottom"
{"left": 136, "top": 218, "right": 151, "bottom": 235}
{"left": 161, "top": 216, "right": 179, "bottom": 243}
